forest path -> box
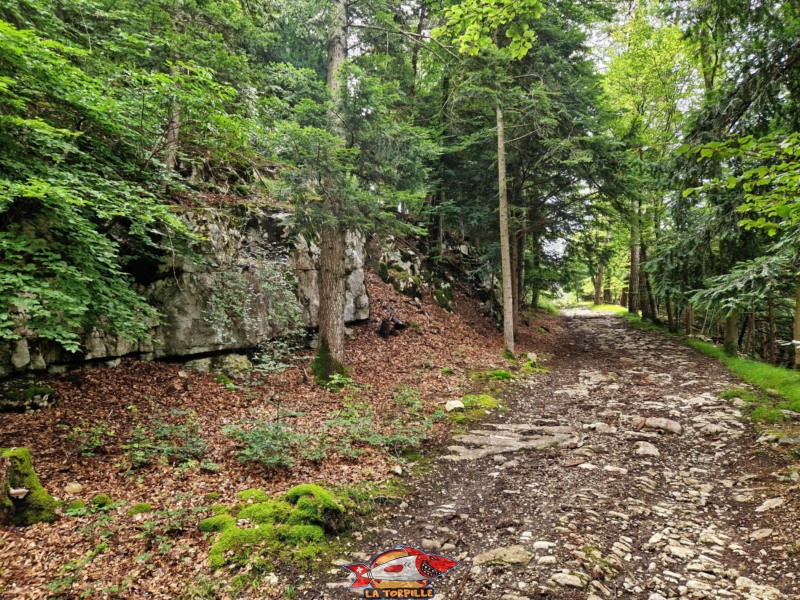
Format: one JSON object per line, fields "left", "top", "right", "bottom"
{"left": 312, "top": 310, "right": 800, "bottom": 600}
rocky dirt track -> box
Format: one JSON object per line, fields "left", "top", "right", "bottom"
{"left": 312, "top": 310, "right": 800, "bottom": 599}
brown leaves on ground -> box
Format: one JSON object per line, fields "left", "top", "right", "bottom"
{"left": 0, "top": 271, "right": 560, "bottom": 598}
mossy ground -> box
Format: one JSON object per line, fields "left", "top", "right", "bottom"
{"left": 199, "top": 484, "right": 355, "bottom": 572}
{"left": 449, "top": 393, "right": 504, "bottom": 424}
{"left": 1, "top": 447, "right": 58, "bottom": 526}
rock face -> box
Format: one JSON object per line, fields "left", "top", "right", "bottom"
{"left": 0, "top": 206, "right": 369, "bottom": 378}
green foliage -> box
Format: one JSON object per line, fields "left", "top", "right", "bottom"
{"left": 450, "top": 394, "right": 502, "bottom": 423}
{"left": 462, "top": 394, "right": 501, "bottom": 409}
{"left": 749, "top": 406, "right": 785, "bottom": 424}
{"left": 589, "top": 304, "right": 629, "bottom": 315}
{"left": 223, "top": 420, "right": 302, "bottom": 471}
{"left": 123, "top": 409, "right": 207, "bottom": 468}
{"left": 433, "top": 0, "right": 544, "bottom": 59}
{"left": 66, "top": 420, "right": 116, "bottom": 456}
{"left": 473, "top": 369, "right": 514, "bottom": 381}
{"left": 0, "top": 447, "right": 58, "bottom": 525}
{"left": 688, "top": 339, "right": 800, "bottom": 412}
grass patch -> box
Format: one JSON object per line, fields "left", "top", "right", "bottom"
{"left": 624, "top": 312, "right": 665, "bottom": 332}
{"left": 750, "top": 406, "right": 786, "bottom": 424}
{"left": 720, "top": 387, "right": 759, "bottom": 403}
{"left": 589, "top": 303, "right": 629, "bottom": 314}
{"left": 687, "top": 340, "right": 800, "bottom": 410}
{"left": 687, "top": 338, "right": 800, "bottom": 422}
{"left": 536, "top": 296, "right": 559, "bottom": 315}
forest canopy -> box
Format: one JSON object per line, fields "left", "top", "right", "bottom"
{"left": 0, "top": 0, "right": 798, "bottom": 369}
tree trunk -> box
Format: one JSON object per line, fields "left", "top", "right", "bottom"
{"left": 666, "top": 295, "right": 675, "bottom": 333}
{"left": 510, "top": 229, "right": 519, "bottom": 323}
{"left": 517, "top": 227, "right": 526, "bottom": 312}
{"left": 794, "top": 280, "right": 800, "bottom": 368}
{"left": 312, "top": 0, "right": 348, "bottom": 382}
{"left": 723, "top": 309, "right": 739, "bottom": 357}
{"left": 767, "top": 298, "right": 776, "bottom": 364}
{"left": 496, "top": 104, "right": 515, "bottom": 354}
{"left": 593, "top": 265, "right": 604, "bottom": 305}
{"left": 628, "top": 198, "right": 640, "bottom": 315}
{"left": 685, "top": 305, "right": 694, "bottom": 336}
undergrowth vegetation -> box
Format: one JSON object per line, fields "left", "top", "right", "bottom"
{"left": 689, "top": 339, "right": 800, "bottom": 420}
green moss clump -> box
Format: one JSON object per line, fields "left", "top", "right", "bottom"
{"left": 449, "top": 395, "right": 503, "bottom": 425}
{"left": 209, "top": 503, "right": 230, "bottom": 515}
{"left": 237, "top": 488, "right": 269, "bottom": 503}
{"left": 66, "top": 500, "right": 87, "bottom": 513}
{"left": 488, "top": 369, "right": 513, "bottom": 380}
{"left": 310, "top": 341, "right": 346, "bottom": 386}
{"left": 238, "top": 500, "right": 293, "bottom": 524}
{"left": 208, "top": 525, "right": 275, "bottom": 569}
{"left": 1, "top": 447, "right": 58, "bottom": 525}
{"left": 92, "top": 493, "right": 114, "bottom": 508}
{"left": 521, "top": 361, "right": 549, "bottom": 375}
{"left": 285, "top": 484, "right": 341, "bottom": 509}
{"left": 199, "top": 514, "right": 237, "bottom": 533}
{"left": 279, "top": 524, "right": 324, "bottom": 543}
{"left": 205, "top": 492, "right": 221, "bottom": 501}
{"left": 462, "top": 394, "right": 501, "bottom": 409}
{"left": 204, "top": 483, "right": 353, "bottom": 571}
{"left": 502, "top": 349, "right": 517, "bottom": 361}
{"left": 127, "top": 502, "right": 153, "bottom": 516}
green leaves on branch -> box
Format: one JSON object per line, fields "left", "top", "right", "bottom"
{"left": 683, "top": 134, "right": 800, "bottom": 234}
{"left": 433, "top": 0, "right": 543, "bottom": 59}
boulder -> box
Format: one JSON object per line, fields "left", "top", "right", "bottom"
{"left": 473, "top": 545, "right": 533, "bottom": 566}
{"left": 211, "top": 353, "right": 253, "bottom": 378}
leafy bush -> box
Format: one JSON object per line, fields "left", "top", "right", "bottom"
{"left": 223, "top": 420, "right": 303, "bottom": 470}
{"left": 123, "top": 409, "right": 207, "bottom": 468}
{"left": 66, "top": 421, "right": 116, "bottom": 456}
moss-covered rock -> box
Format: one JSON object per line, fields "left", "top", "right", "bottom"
{"left": 237, "top": 488, "right": 270, "bottom": 503}
{"left": 0, "top": 447, "right": 58, "bottom": 525}
{"left": 208, "top": 524, "right": 275, "bottom": 569}
{"left": 127, "top": 502, "right": 153, "bottom": 516}
{"left": 202, "top": 484, "right": 353, "bottom": 571}
{"left": 91, "top": 493, "right": 114, "bottom": 508}
{"left": 238, "top": 500, "right": 293, "bottom": 524}
{"left": 462, "top": 394, "right": 501, "bottom": 409}
{"left": 0, "top": 380, "right": 54, "bottom": 413}
{"left": 199, "top": 514, "right": 237, "bottom": 533}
